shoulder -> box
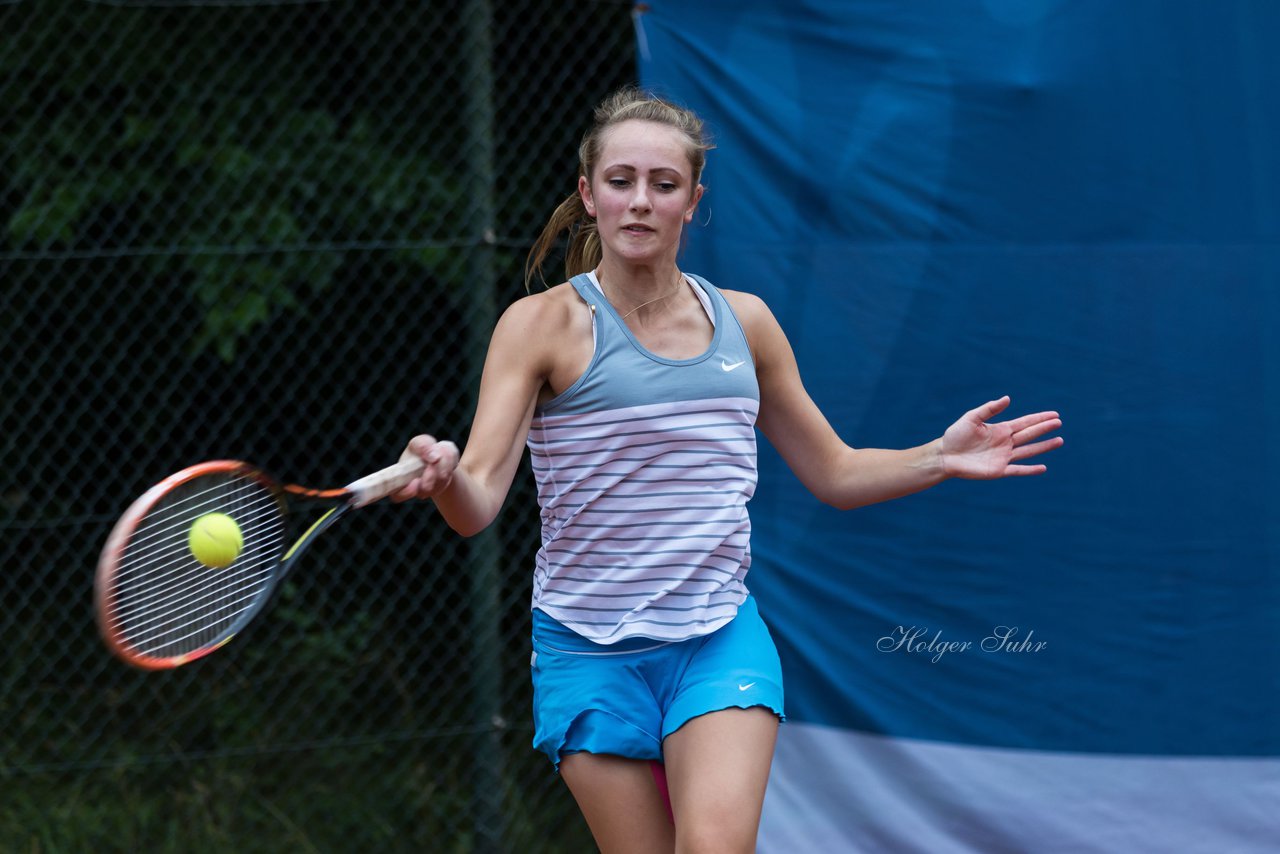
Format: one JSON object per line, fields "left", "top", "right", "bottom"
{"left": 717, "top": 286, "right": 769, "bottom": 316}
{"left": 716, "top": 287, "right": 780, "bottom": 335}
{"left": 498, "top": 281, "right": 588, "bottom": 335}
{"left": 490, "top": 281, "right": 593, "bottom": 377}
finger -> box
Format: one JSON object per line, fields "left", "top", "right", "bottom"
{"left": 1003, "top": 463, "right": 1048, "bottom": 476}
{"left": 1011, "top": 417, "right": 1062, "bottom": 445}
{"left": 1010, "top": 436, "right": 1064, "bottom": 462}
{"left": 425, "top": 447, "right": 461, "bottom": 487}
{"left": 394, "top": 436, "right": 457, "bottom": 500}
{"left": 406, "top": 434, "right": 439, "bottom": 460}
{"left": 427, "top": 440, "right": 460, "bottom": 466}
{"left": 425, "top": 444, "right": 459, "bottom": 487}
{"left": 421, "top": 462, "right": 451, "bottom": 489}
{"left": 389, "top": 477, "right": 423, "bottom": 503}
{"left": 1003, "top": 410, "right": 1061, "bottom": 434}
{"left": 966, "top": 395, "right": 1011, "bottom": 423}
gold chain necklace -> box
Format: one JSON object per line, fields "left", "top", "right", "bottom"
{"left": 602, "top": 271, "right": 684, "bottom": 319}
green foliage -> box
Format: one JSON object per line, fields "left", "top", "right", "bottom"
{"left": 0, "top": 2, "right": 637, "bottom": 848}
{"left": 1, "top": 747, "right": 594, "bottom": 853}
{"left": 1, "top": 4, "right": 465, "bottom": 360}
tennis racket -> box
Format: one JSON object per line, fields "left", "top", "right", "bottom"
{"left": 95, "top": 456, "right": 425, "bottom": 670}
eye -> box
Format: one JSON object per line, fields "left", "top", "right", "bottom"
{"left": 656, "top": 182, "right": 678, "bottom": 192}
{"left": 608, "top": 178, "right": 630, "bottom": 188}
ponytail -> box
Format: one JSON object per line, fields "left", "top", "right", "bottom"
{"left": 524, "top": 191, "right": 601, "bottom": 291}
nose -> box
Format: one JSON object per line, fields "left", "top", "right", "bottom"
{"left": 629, "top": 184, "right": 652, "bottom": 213}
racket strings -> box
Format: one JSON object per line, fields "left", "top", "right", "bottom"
{"left": 117, "top": 489, "right": 277, "bottom": 610}
{"left": 107, "top": 473, "right": 286, "bottom": 659}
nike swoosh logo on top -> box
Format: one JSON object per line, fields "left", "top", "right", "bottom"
{"left": 738, "top": 682, "right": 756, "bottom": 691}
{"left": 721, "top": 359, "right": 746, "bottom": 372}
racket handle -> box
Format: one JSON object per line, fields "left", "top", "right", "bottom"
{"left": 345, "top": 457, "right": 426, "bottom": 508}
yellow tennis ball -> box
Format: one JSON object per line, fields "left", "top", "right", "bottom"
{"left": 188, "top": 512, "right": 244, "bottom": 568}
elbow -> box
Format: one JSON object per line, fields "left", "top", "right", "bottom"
{"left": 800, "top": 447, "right": 864, "bottom": 511}
{"left": 438, "top": 500, "right": 499, "bottom": 538}
{"left": 810, "top": 482, "right": 860, "bottom": 512}
{"left": 821, "top": 493, "right": 863, "bottom": 513}
{"left": 445, "top": 516, "right": 490, "bottom": 538}
{"left": 449, "top": 521, "right": 478, "bottom": 538}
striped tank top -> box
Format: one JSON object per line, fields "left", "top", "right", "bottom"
{"left": 526, "top": 271, "right": 760, "bottom": 644}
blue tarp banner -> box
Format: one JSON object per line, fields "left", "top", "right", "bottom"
{"left": 637, "top": 2, "right": 1279, "bottom": 850}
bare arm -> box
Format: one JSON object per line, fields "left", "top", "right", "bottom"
{"left": 728, "top": 291, "right": 1063, "bottom": 511}
{"left": 395, "top": 291, "right": 566, "bottom": 535}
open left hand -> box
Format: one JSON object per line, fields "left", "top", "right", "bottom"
{"left": 940, "top": 396, "right": 1063, "bottom": 479}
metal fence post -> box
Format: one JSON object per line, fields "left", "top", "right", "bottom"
{"left": 462, "top": 0, "right": 506, "bottom": 850}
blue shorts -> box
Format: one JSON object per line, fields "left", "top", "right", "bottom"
{"left": 530, "top": 596, "right": 785, "bottom": 770}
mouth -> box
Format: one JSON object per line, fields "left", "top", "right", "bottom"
{"left": 621, "top": 224, "right": 655, "bottom": 234}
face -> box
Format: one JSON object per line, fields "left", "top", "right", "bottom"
{"left": 579, "top": 119, "right": 704, "bottom": 267}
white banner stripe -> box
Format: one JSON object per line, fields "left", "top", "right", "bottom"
{"left": 762, "top": 722, "right": 1280, "bottom": 854}
{"left": 532, "top": 396, "right": 760, "bottom": 428}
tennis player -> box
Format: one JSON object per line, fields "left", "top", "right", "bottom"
{"left": 396, "top": 87, "right": 1063, "bottom": 853}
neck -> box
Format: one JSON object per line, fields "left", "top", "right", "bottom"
{"left": 596, "top": 263, "right": 684, "bottom": 319}
{"left": 595, "top": 259, "right": 677, "bottom": 299}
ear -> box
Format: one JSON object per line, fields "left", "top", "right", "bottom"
{"left": 578, "top": 175, "right": 596, "bottom": 217}
{"left": 683, "top": 183, "right": 706, "bottom": 224}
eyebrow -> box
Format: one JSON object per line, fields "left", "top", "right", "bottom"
{"left": 604, "top": 164, "right": 684, "bottom": 177}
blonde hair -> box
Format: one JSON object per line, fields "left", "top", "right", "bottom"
{"left": 524, "top": 86, "right": 713, "bottom": 290}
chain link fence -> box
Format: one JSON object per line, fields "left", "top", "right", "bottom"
{"left": 1, "top": 1, "right": 637, "bottom": 849}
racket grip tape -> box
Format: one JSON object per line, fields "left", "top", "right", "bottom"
{"left": 345, "top": 457, "right": 426, "bottom": 508}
